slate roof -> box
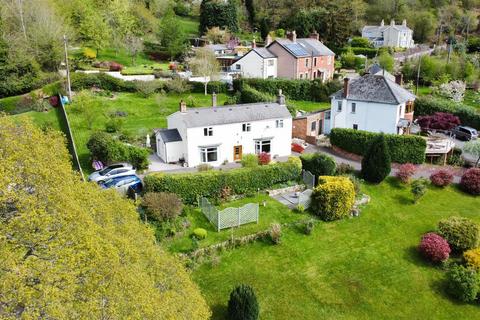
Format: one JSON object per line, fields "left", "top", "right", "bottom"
{"left": 366, "top": 63, "right": 395, "bottom": 81}
{"left": 253, "top": 47, "right": 276, "bottom": 59}
{"left": 170, "top": 103, "right": 291, "bottom": 128}
{"left": 155, "top": 128, "right": 182, "bottom": 143}
{"left": 362, "top": 24, "right": 412, "bottom": 33}
{"left": 331, "top": 74, "right": 416, "bottom": 104}
{"left": 271, "top": 38, "right": 335, "bottom": 57}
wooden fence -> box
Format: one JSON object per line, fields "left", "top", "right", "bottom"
{"left": 199, "top": 197, "right": 259, "bottom": 231}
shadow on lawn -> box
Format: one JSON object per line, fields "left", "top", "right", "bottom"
{"left": 210, "top": 303, "right": 227, "bottom": 320}
{"left": 393, "top": 194, "right": 413, "bottom": 205}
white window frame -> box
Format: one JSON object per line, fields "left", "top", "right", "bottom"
{"left": 337, "top": 101, "right": 342, "bottom": 112}
{"left": 275, "top": 120, "right": 284, "bottom": 128}
{"left": 203, "top": 127, "right": 213, "bottom": 136}
{"left": 255, "top": 140, "right": 271, "bottom": 154}
{"left": 200, "top": 147, "right": 218, "bottom": 163}
{"left": 267, "top": 59, "right": 274, "bottom": 66}
{"left": 242, "top": 123, "right": 251, "bottom": 132}
{"left": 351, "top": 103, "right": 356, "bottom": 114}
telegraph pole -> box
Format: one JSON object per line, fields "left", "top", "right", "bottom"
{"left": 63, "top": 34, "right": 72, "bottom": 101}
{"left": 415, "top": 57, "right": 421, "bottom": 95}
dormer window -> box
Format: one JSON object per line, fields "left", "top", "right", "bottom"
{"left": 204, "top": 127, "right": 213, "bottom": 136}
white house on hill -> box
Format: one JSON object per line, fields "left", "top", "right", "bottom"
{"left": 329, "top": 74, "right": 416, "bottom": 135}
{"left": 230, "top": 48, "right": 277, "bottom": 79}
{"left": 362, "top": 19, "right": 414, "bottom": 48}
{"left": 155, "top": 92, "right": 292, "bottom": 167}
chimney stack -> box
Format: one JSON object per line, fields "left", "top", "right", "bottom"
{"left": 266, "top": 34, "right": 273, "bottom": 46}
{"left": 309, "top": 30, "right": 319, "bottom": 41}
{"left": 380, "top": 19, "right": 384, "bottom": 27}
{"left": 287, "top": 30, "right": 297, "bottom": 43}
{"left": 179, "top": 100, "right": 187, "bottom": 113}
{"left": 390, "top": 19, "right": 395, "bottom": 26}
{"left": 402, "top": 19, "right": 407, "bottom": 27}
{"left": 277, "top": 89, "right": 286, "bottom": 106}
{"left": 395, "top": 73, "right": 403, "bottom": 86}
{"left": 212, "top": 92, "right": 217, "bottom": 107}
{"left": 343, "top": 78, "right": 350, "bottom": 98}
{"left": 252, "top": 38, "right": 256, "bottom": 48}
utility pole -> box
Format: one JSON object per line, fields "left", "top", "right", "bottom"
{"left": 415, "top": 57, "right": 421, "bottom": 95}
{"left": 63, "top": 34, "right": 72, "bottom": 101}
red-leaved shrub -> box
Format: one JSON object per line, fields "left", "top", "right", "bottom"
{"left": 396, "top": 163, "right": 416, "bottom": 183}
{"left": 460, "top": 168, "right": 480, "bottom": 195}
{"left": 291, "top": 143, "right": 305, "bottom": 153}
{"left": 257, "top": 152, "right": 271, "bottom": 165}
{"left": 430, "top": 169, "right": 454, "bottom": 187}
{"left": 418, "top": 232, "right": 451, "bottom": 262}
{"left": 417, "top": 112, "right": 461, "bottom": 131}
{"left": 109, "top": 62, "right": 123, "bottom": 71}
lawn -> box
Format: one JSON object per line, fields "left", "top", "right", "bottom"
{"left": 165, "top": 194, "right": 310, "bottom": 253}
{"left": 192, "top": 179, "right": 480, "bottom": 319}
{"left": 289, "top": 100, "right": 331, "bottom": 113}
{"left": 178, "top": 16, "right": 200, "bottom": 37}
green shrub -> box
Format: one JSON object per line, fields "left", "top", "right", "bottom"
{"left": 311, "top": 176, "right": 355, "bottom": 221}
{"left": 144, "top": 157, "right": 302, "bottom": 204}
{"left": 438, "top": 216, "right": 480, "bottom": 252}
{"left": 142, "top": 192, "right": 183, "bottom": 222}
{"left": 193, "top": 228, "right": 207, "bottom": 240}
{"left": 361, "top": 134, "right": 391, "bottom": 183}
{"left": 330, "top": 128, "right": 426, "bottom": 164}
{"left": 227, "top": 284, "right": 259, "bottom": 320}
{"left": 300, "top": 152, "right": 336, "bottom": 179}
{"left": 303, "top": 219, "right": 315, "bottom": 235}
{"left": 445, "top": 265, "right": 479, "bottom": 302}
{"left": 105, "top": 117, "right": 124, "bottom": 133}
{"left": 411, "top": 178, "right": 429, "bottom": 203}
{"left": 296, "top": 204, "right": 305, "bottom": 213}
{"left": 197, "top": 164, "right": 213, "bottom": 172}
{"left": 70, "top": 72, "right": 137, "bottom": 92}
{"left": 135, "top": 80, "right": 163, "bottom": 97}
{"left": 241, "top": 154, "right": 259, "bottom": 168}
{"left": 189, "top": 81, "right": 228, "bottom": 94}
{"left": 239, "top": 84, "right": 274, "bottom": 103}
{"left": 335, "top": 163, "right": 355, "bottom": 175}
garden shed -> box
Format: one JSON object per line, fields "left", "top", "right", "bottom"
{"left": 155, "top": 128, "right": 184, "bottom": 163}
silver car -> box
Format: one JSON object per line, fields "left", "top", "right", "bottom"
{"left": 88, "top": 163, "right": 136, "bottom": 183}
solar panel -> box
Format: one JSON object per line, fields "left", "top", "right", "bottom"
{"left": 284, "top": 44, "right": 308, "bottom": 57}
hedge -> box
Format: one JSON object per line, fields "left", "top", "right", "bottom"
{"left": 71, "top": 72, "right": 137, "bottom": 92}
{"left": 415, "top": 96, "right": 480, "bottom": 130}
{"left": 233, "top": 78, "right": 342, "bottom": 102}
{"left": 330, "top": 128, "right": 426, "bottom": 164}
{"left": 189, "top": 81, "right": 228, "bottom": 94}
{"left": 239, "top": 84, "right": 274, "bottom": 103}
{"left": 144, "top": 158, "right": 302, "bottom": 204}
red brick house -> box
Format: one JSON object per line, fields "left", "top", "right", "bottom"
{"left": 292, "top": 109, "right": 331, "bottom": 144}
{"left": 266, "top": 31, "right": 335, "bottom": 82}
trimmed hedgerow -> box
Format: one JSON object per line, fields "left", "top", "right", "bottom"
{"left": 239, "top": 84, "right": 274, "bottom": 104}
{"left": 438, "top": 216, "right": 480, "bottom": 252}
{"left": 330, "top": 128, "right": 426, "bottom": 164}
{"left": 144, "top": 157, "right": 302, "bottom": 204}
{"left": 189, "top": 81, "right": 228, "bottom": 94}
{"left": 460, "top": 168, "right": 480, "bottom": 195}
{"left": 71, "top": 72, "right": 137, "bottom": 92}
{"left": 310, "top": 176, "right": 355, "bottom": 221}
{"left": 418, "top": 232, "right": 451, "bottom": 263}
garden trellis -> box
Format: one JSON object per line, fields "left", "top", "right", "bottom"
{"left": 199, "top": 197, "right": 259, "bottom": 231}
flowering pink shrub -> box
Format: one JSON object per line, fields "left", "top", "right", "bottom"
{"left": 418, "top": 232, "right": 451, "bottom": 263}
{"left": 430, "top": 170, "right": 454, "bottom": 187}
{"left": 257, "top": 152, "right": 271, "bottom": 165}
{"left": 109, "top": 62, "right": 123, "bottom": 71}
{"left": 460, "top": 168, "right": 480, "bottom": 195}
{"left": 396, "top": 163, "right": 416, "bottom": 183}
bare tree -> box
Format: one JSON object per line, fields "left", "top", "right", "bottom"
{"left": 187, "top": 47, "right": 220, "bottom": 95}
{"left": 125, "top": 34, "right": 144, "bottom": 66}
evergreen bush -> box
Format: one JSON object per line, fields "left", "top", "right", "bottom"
{"left": 438, "top": 216, "right": 480, "bottom": 252}
{"left": 300, "top": 152, "right": 336, "bottom": 179}
{"left": 445, "top": 265, "right": 479, "bottom": 302}
{"left": 227, "top": 284, "right": 259, "bottom": 320}
{"left": 361, "top": 134, "right": 391, "bottom": 183}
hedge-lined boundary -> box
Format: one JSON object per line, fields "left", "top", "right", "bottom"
{"left": 330, "top": 128, "right": 426, "bottom": 164}
{"left": 233, "top": 78, "right": 342, "bottom": 102}
{"left": 144, "top": 158, "right": 302, "bottom": 204}
{"left": 415, "top": 96, "right": 480, "bottom": 129}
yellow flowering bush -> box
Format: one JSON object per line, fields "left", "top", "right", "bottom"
{"left": 311, "top": 176, "right": 355, "bottom": 221}
{"left": 464, "top": 248, "right": 480, "bottom": 270}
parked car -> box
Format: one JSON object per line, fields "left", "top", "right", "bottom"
{"left": 88, "top": 163, "right": 135, "bottom": 182}
{"left": 451, "top": 126, "right": 478, "bottom": 141}
{"left": 99, "top": 175, "right": 143, "bottom": 195}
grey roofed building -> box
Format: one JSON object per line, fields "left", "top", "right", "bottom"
{"left": 272, "top": 38, "right": 335, "bottom": 58}
{"left": 170, "top": 102, "right": 292, "bottom": 128}
{"left": 331, "top": 74, "right": 416, "bottom": 104}
{"left": 253, "top": 47, "right": 276, "bottom": 59}
{"left": 366, "top": 63, "right": 395, "bottom": 81}
{"left": 154, "top": 128, "right": 182, "bottom": 142}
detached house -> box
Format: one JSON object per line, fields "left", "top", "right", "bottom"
{"left": 155, "top": 92, "right": 292, "bottom": 167}
{"left": 230, "top": 47, "right": 277, "bottom": 79}
{"left": 362, "top": 20, "right": 414, "bottom": 48}
{"left": 329, "top": 73, "right": 416, "bottom": 135}
{"left": 266, "top": 31, "right": 335, "bottom": 81}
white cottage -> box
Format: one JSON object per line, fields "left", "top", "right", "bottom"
{"left": 155, "top": 92, "right": 292, "bottom": 167}
{"left": 230, "top": 48, "right": 277, "bottom": 79}
{"left": 362, "top": 19, "right": 414, "bottom": 48}
{"left": 329, "top": 73, "right": 416, "bottom": 135}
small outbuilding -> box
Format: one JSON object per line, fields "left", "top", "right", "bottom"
{"left": 154, "top": 128, "right": 184, "bottom": 164}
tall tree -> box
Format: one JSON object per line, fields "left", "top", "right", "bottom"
{"left": 158, "top": 8, "right": 187, "bottom": 60}
{"left": 199, "top": 0, "right": 238, "bottom": 34}
{"left": 0, "top": 116, "right": 211, "bottom": 319}
{"left": 361, "top": 134, "right": 392, "bottom": 183}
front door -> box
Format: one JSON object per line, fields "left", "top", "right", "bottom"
{"left": 318, "top": 119, "right": 323, "bottom": 135}
{"left": 233, "top": 145, "right": 243, "bottom": 161}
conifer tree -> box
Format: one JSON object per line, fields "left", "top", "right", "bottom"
{"left": 361, "top": 134, "right": 391, "bottom": 183}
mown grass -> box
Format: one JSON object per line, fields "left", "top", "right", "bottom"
{"left": 192, "top": 178, "right": 480, "bottom": 320}
{"left": 289, "top": 100, "right": 331, "bottom": 113}
{"left": 178, "top": 16, "right": 200, "bottom": 36}
{"left": 165, "top": 194, "right": 310, "bottom": 253}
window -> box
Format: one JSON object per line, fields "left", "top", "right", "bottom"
{"left": 203, "top": 127, "right": 213, "bottom": 136}
{"left": 337, "top": 101, "right": 342, "bottom": 112}
{"left": 242, "top": 123, "right": 251, "bottom": 132}
{"left": 311, "top": 121, "right": 316, "bottom": 131}
{"left": 305, "top": 59, "right": 309, "bottom": 67}
{"left": 351, "top": 103, "right": 356, "bottom": 113}
{"left": 235, "top": 64, "right": 241, "bottom": 70}
{"left": 255, "top": 140, "right": 271, "bottom": 154}
{"left": 313, "top": 57, "right": 317, "bottom": 66}
{"left": 267, "top": 59, "right": 274, "bottom": 66}
{"left": 276, "top": 120, "right": 284, "bottom": 128}
{"left": 299, "top": 73, "right": 303, "bottom": 79}
{"left": 353, "top": 124, "right": 358, "bottom": 130}
{"left": 200, "top": 147, "right": 218, "bottom": 163}
{"left": 325, "top": 111, "right": 331, "bottom": 120}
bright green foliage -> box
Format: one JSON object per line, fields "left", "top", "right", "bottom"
{"left": 445, "top": 265, "right": 479, "bottom": 303}
{"left": 241, "top": 154, "right": 259, "bottom": 168}
{"left": 194, "top": 228, "right": 208, "bottom": 239}
{"left": 239, "top": 84, "right": 274, "bottom": 104}
{"left": 411, "top": 178, "right": 429, "bottom": 203}
{"left": 330, "top": 128, "right": 426, "bottom": 164}
{"left": 0, "top": 116, "right": 210, "bottom": 319}
{"left": 300, "top": 152, "right": 336, "bottom": 179}
{"left": 311, "top": 176, "right": 355, "bottom": 221}
{"left": 158, "top": 8, "right": 188, "bottom": 60}
{"left": 438, "top": 216, "right": 480, "bottom": 252}
{"left": 350, "top": 37, "right": 372, "bottom": 48}
{"left": 378, "top": 52, "right": 394, "bottom": 72}
{"left": 144, "top": 157, "right": 302, "bottom": 204}
{"left": 361, "top": 134, "right": 391, "bottom": 184}
{"left": 227, "top": 284, "right": 259, "bottom": 320}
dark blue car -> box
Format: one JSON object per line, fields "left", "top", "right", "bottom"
{"left": 99, "top": 175, "right": 142, "bottom": 195}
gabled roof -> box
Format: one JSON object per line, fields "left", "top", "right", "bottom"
{"left": 367, "top": 63, "right": 395, "bottom": 82}
{"left": 253, "top": 47, "right": 276, "bottom": 59}
{"left": 169, "top": 102, "right": 291, "bottom": 128}
{"left": 269, "top": 38, "right": 335, "bottom": 58}
{"left": 154, "top": 128, "right": 182, "bottom": 143}
{"left": 331, "top": 74, "right": 416, "bottom": 105}
{"left": 362, "top": 24, "right": 412, "bottom": 33}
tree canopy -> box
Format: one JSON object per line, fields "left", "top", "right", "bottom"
{"left": 0, "top": 116, "right": 211, "bottom": 319}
